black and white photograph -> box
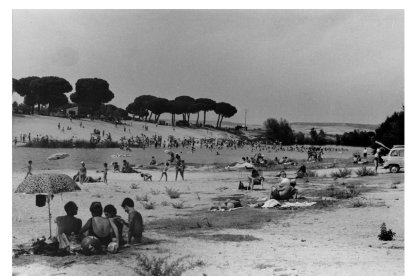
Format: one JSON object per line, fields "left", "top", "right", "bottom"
{"left": 10, "top": 8, "right": 405, "bottom": 276}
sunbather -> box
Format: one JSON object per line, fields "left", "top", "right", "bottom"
{"left": 270, "top": 171, "right": 298, "bottom": 200}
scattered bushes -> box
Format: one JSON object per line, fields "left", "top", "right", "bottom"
{"left": 349, "top": 198, "right": 368, "bottom": 208}
{"left": 130, "top": 183, "right": 139, "bottom": 189}
{"left": 142, "top": 201, "right": 156, "bottom": 210}
{"left": 316, "top": 184, "right": 361, "bottom": 199}
{"left": 136, "top": 194, "right": 149, "bottom": 202}
{"left": 330, "top": 168, "right": 352, "bottom": 178}
{"left": 166, "top": 188, "right": 181, "bottom": 199}
{"left": 378, "top": 223, "right": 396, "bottom": 241}
{"left": 133, "top": 254, "right": 190, "bottom": 276}
{"left": 161, "top": 201, "right": 169, "bottom": 206}
{"left": 307, "top": 170, "right": 318, "bottom": 177}
{"left": 150, "top": 189, "right": 161, "bottom": 195}
{"left": 355, "top": 167, "right": 376, "bottom": 177}
{"left": 172, "top": 202, "right": 184, "bottom": 209}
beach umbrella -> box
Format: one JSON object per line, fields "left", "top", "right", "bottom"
{"left": 47, "top": 152, "right": 70, "bottom": 161}
{"left": 15, "top": 173, "right": 81, "bottom": 238}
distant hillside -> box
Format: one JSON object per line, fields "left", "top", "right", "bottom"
{"left": 223, "top": 121, "right": 378, "bottom": 140}
{"left": 290, "top": 122, "right": 377, "bottom": 135}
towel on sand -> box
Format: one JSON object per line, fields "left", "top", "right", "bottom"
{"left": 260, "top": 199, "right": 317, "bottom": 209}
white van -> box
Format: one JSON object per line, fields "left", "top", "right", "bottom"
{"left": 382, "top": 145, "right": 404, "bottom": 173}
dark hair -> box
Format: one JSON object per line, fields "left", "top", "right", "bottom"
{"left": 89, "top": 202, "right": 103, "bottom": 217}
{"left": 121, "top": 197, "right": 134, "bottom": 208}
{"left": 103, "top": 204, "right": 117, "bottom": 215}
{"left": 28, "top": 160, "right": 32, "bottom": 163}
{"left": 140, "top": 173, "right": 144, "bottom": 177}
{"left": 64, "top": 201, "right": 78, "bottom": 216}
{"left": 176, "top": 154, "right": 181, "bottom": 159}
{"left": 104, "top": 163, "right": 108, "bottom": 166}
{"left": 166, "top": 162, "right": 169, "bottom": 166}
{"left": 123, "top": 160, "right": 126, "bottom": 163}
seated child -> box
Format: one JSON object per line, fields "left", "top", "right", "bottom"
{"left": 121, "top": 198, "right": 144, "bottom": 244}
{"left": 104, "top": 204, "right": 126, "bottom": 245}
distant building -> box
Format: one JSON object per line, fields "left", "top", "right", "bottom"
{"left": 235, "top": 125, "right": 248, "bottom": 131}
{"left": 65, "top": 106, "right": 79, "bottom": 117}
{"left": 63, "top": 105, "right": 88, "bottom": 117}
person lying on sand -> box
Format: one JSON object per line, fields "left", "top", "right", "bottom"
{"left": 121, "top": 160, "right": 139, "bottom": 173}
{"left": 79, "top": 202, "right": 120, "bottom": 247}
{"left": 121, "top": 198, "right": 144, "bottom": 245}
{"left": 270, "top": 171, "right": 298, "bottom": 200}
{"left": 55, "top": 201, "right": 82, "bottom": 236}
{"left": 73, "top": 174, "right": 102, "bottom": 183}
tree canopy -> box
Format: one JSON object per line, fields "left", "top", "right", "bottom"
{"left": 30, "top": 76, "right": 72, "bottom": 114}
{"left": 374, "top": 110, "right": 404, "bottom": 148}
{"left": 214, "top": 102, "right": 237, "bottom": 128}
{"left": 70, "top": 78, "right": 114, "bottom": 115}
{"left": 264, "top": 118, "right": 295, "bottom": 145}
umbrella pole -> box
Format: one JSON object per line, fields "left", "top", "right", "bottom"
{"left": 48, "top": 193, "right": 52, "bottom": 239}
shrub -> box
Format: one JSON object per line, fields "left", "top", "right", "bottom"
{"left": 355, "top": 167, "right": 376, "bottom": 177}
{"left": 378, "top": 223, "right": 396, "bottom": 241}
{"left": 142, "top": 201, "right": 155, "bottom": 210}
{"left": 318, "top": 184, "right": 361, "bottom": 199}
{"left": 136, "top": 194, "right": 149, "bottom": 202}
{"left": 161, "top": 201, "right": 169, "bottom": 206}
{"left": 307, "top": 170, "right": 318, "bottom": 177}
{"left": 150, "top": 189, "right": 161, "bottom": 195}
{"left": 130, "top": 183, "right": 139, "bottom": 189}
{"left": 133, "top": 254, "right": 191, "bottom": 276}
{"left": 349, "top": 198, "right": 367, "bottom": 208}
{"left": 166, "top": 188, "right": 181, "bottom": 199}
{"left": 172, "top": 202, "right": 184, "bottom": 209}
{"left": 330, "top": 168, "right": 352, "bottom": 178}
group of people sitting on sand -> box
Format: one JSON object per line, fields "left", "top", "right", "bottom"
{"left": 239, "top": 164, "right": 309, "bottom": 201}
{"left": 55, "top": 197, "right": 143, "bottom": 252}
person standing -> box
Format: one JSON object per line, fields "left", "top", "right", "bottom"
{"left": 79, "top": 161, "right": 87, "bottom": 184}
{"left": 159, "top": 162, "right": 169, "bottom": 181}
{"left": 363, "top": 147, "right": 368, "bottom": 159}
{"left": 24, "top": 160, "right": 33, "bottom": 179}
{"left": 103, "top": 163, "right": 108, "bottom": 184}
{"left": 374, "top": 148, "right": 381, "bottom": 173}
{"left": 175, "top": 154, "right": 185, "bottom": 181}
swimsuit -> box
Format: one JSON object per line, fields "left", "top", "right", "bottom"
{"left": 89, "top": 218, "right": 113, "bottom": 246}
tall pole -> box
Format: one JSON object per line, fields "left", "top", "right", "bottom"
{"left": 47, "top": 193, "right": 52, "bottom": 238}
{"left": 244, "top": 109, "right": 247, "bottom": 128}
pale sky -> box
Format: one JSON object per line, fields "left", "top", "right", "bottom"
{"left": 12, "top": 9, "right": 404, "bottom": 125}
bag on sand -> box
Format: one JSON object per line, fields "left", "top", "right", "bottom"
{"left": 36, "top": 194, "right": 47, "bottom": 207}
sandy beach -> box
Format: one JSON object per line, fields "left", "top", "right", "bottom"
{"left": 12, "top": 164, "right": 404, "bottom": 275}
